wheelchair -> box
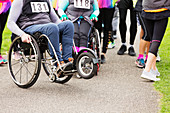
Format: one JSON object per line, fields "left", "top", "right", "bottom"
{"left": 8, "top": 29, "right": 100, "bottom": 88}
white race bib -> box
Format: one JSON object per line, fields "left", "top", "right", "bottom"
{"left": 74, "top": 0, "right": 90, "bottom": 9}
{"left": 30, "top": 2, "right": 49, "bottom": 13}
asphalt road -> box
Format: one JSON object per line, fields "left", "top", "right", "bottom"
{"left": 0, "top": 13, "right": 160, "bottom": 113}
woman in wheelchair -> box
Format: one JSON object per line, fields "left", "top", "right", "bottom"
{"left": 58, "top": 0, "right": 99, "bottom": 52}
{"left": 6, "top": 0, "right": 75, "bottom": 88}
{"left": 7, "top": 0, "right": 74, "bottom": 66}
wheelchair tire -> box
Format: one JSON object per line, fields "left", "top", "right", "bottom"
{"left": 8, "top": 37, "right": 41, "bottom": 88}
{"left": 42, "top": 50, "right": 72, "bottom": 84}
{"left": 76, "top": 52, "right": 97, "bottom": 79}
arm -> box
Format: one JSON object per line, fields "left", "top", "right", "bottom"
{"left": 7, "top": 0, "right": 24, "bottom": 37}
{"left": 58, "top": 0, "right": 69, "bottom": 21}
{"left": 7, "top": 0, "right": 31, "bottom": 43}
{"left": 49, "top": 0, "right": 61, "bottom": 24}
{"left": 90, "top": 0, "right": 99, "bottom": 21}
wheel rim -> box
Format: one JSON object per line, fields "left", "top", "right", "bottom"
{"left": 8, "top": 37, "right": 39, "bottom": 86}
{"left": 78, "top": 56, "right": 93, "bottom": 76}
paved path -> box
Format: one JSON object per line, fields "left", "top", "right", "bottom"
{"left": 0, "top": 13, "right": 160, "bottom": 113}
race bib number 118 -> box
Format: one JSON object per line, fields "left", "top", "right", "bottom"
{"left": 74, "top": 0, "right": 90, "bottom": 9}
{"left": 30, "top": 2, "right": 49, "bottom": 13}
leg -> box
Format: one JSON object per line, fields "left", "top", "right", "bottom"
{"left": 79, "top": 19, "right": 91, "bottom": 48}
{"left": 24, "top": 23, "right": 62, "bottom": 61}
{"left": 58, "top": 20, "right": 74, "bottom": 61}
{"left": 117, "top": 8, "right": 128, "bottom": 55}
{"left": 128, "top": 7, "right": 137, "bottom": 56}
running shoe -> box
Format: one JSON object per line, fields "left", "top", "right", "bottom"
{"left": 135, "top": 58, "right": 145, "bottom": 68}
{"left": 128, "top": 46, "right": 136, "bottom": 56}
{"left": 0, "top": 55, "right": 7, "bottom": 64}
{"left": 150, "top": 68, "right": 160, "bottom": 77}
{"left": 108, "top": 41, "right": 115, "bottom": 49}
{"left": 141, "top": 70, "right": 160, "bottom": 81}
{"left": 117, "top": 45, "right": 127, "bottom": 55}
{"left": 101, "top": 54, "right": 106, "bottom": 64}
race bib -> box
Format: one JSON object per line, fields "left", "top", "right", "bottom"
{"left": 30, "top": 2, "right": 49, "bottom": 13}
{"left": 74, "top": 0, "right": 90, "bottom": 9}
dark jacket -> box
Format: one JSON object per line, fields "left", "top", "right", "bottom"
{"left": 142, "top": 0, "right": 170, "bottom": 10}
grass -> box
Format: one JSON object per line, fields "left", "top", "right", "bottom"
{"left": 1, "top": 19, "right": 170, "bottom": 112}
{"left": 1, "top": 24, "right": 12, "bottom": 55}
{"left": 155, "top": 19, "right": 170, "bottom": 113}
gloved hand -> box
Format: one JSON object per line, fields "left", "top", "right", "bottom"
{"left": 60, "top": 14, "right": 68, "bottom": 21}
{"left": 90, "top": 14, "right": 98, "bottom": 22}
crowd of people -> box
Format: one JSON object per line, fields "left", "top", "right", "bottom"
{"left": 0, "top": 0, "right": 169, "bottom": 82}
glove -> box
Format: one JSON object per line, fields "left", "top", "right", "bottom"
{"left": 90, "top": 14, "right": 98, "bottom": 22}
{"left": 60, "top": 14, "right": 68, "bottom": 21}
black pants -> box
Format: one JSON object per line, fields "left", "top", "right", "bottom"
{"left": 0, "top": 10, "right": 9, "bottom": 54}
{"left": 94, "top": 8, "right": 115, "bottom": 53}
{"left": 143, "top": 18, "right": 168, "bottom": 57}
{"left": 118, "top": 7, "right": 137, "bottom": 45}
{"left": 74, "top": 19, "right": 91, "bottom": 47}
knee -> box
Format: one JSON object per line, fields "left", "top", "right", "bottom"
{"left": 47, "top": 23, "right": 59, "bottom": 34}
{"left": 64, "top": 20, "right": 74, "bottom": 30}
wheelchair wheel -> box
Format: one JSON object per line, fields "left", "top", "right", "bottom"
{"left": 8, "top": 37, "right": 41, "bottom": 88}
{"left": 76, "top": 52, "right": 97, "bottom": 79}
{"left": 42, "top": 50, "right": 72, "bottom": 84}
{"left": 89, "top": 28, "right": 101, "bottom": 67}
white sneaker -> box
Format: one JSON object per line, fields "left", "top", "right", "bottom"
{"left": 141, "top": 70, "right": 160, "bottom": 81}
{"left": 156, "top": 53, "right": 161, "bottom": 62}
{"left": 108, "top": 41, "right": 115, "bottom": 49}
{"left": 150, "top": 68, "right": 160, "bottom": 76}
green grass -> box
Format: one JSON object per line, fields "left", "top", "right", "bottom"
{"left": 1, "top": 24, "right": 12, "bottom": 55}
{"left": 155, "top": 19, "right": 170, "bottom": 113}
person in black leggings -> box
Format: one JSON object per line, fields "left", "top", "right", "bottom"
{"left": 94, "top": 7, "right": 115, "bottom": 63}
{"left": 117, "top": 0, "right": 137, "bottom": 56}
{"left": 140, "top": 0, "right": 170, "bottom": 81}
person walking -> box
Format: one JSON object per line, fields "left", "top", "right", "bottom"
{"left": 95, "top": 0, "right": 117, "bottom": 63}
{"left": 140, "top": 0, "right": 170, "bottom": 81}
{"left": 117, "top": 0, "right": 137, "bottom": 56}
{"left": 134, "top": 0, "right": 150, "bottom": 68}
{"left": 0, "top": 0, "right": 11, "bottom": 64}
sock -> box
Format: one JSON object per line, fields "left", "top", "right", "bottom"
{"left": 137, "top": 54, "right": 143, "bottom": 59}
{"left": 129, "top": 45, "right": 133, "bottom": 48}
{"left": 145, "top": 55, "right": 148, "bottom": 61}
{"left": 122, "top": 43, "right": 126, "bottom": 46}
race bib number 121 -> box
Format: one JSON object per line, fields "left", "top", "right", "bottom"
{"left": 74, "top": 0, "right": 90, "bottom": 9}
{"left": 30, "top": 2, "right": 49, "bottom": 13}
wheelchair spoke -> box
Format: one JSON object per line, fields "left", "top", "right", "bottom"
{"left": 11, "top": 60, "right": 20, "bottom": 66}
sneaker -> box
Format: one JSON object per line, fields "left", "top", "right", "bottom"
{"left": 0, "top": 55, "right": 7, "bottom": 64}
{"left": 156, "top": 53, "right": 161, "bottom": 62}
{"left": 150, "top": 68, "right": 160, "bottom": 77}
{"left": 117, "top": 45, "right": 127, "bottom": 55}
{"left": 108, "top": 41, "right": 115, "bottom": 49}
{"left": 0, "top": 59, "right": 3, "bottom": 64}
{"left": 141, "top": 70, "right": 160, "bottom": 81}
{"left": 128, "top": 46, "right": 136, "bottom": 56}
{"left": 135, "top": 58, "right": 145, "bottom": 68}
{"left": 101, "top": 54, "right": 106, "bottom": 64}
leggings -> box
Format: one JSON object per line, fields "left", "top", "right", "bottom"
{"left": 94, "top": 8, "right": 115, "bottom": 53}
{"left": 0, "top": 10, "right": 9, "bottom": 54}
{"left": 118, "top": 7, "right": 137, "bottom": 45}
{"left": 143, "top": 18, "right": 168, "bottom": 57}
